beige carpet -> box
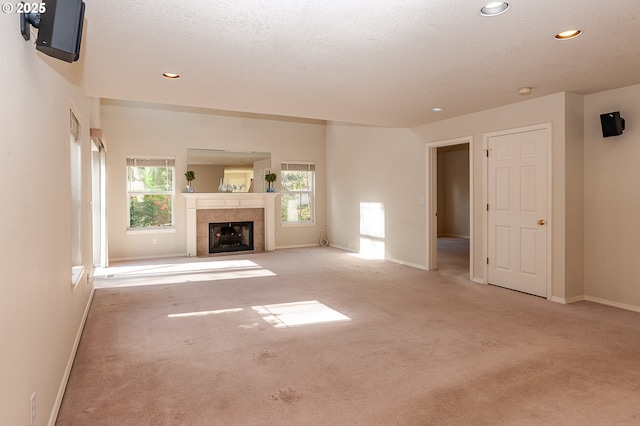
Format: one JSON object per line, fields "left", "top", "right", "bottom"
{"left": 56, "top": 245, "right": 640, "bottom": 425}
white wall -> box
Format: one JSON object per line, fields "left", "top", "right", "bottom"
{"left": 326, "top": 93, "right": 586, "bottom": 300}
{"left": 564, "top": 93, "right": 585, "bottom": 301}
{"left": 326, "top": 124, "right": 426, "bottom": 267}
{"left": 101, "top": 100, "right": 326, "bottom": 260}
{"left": 0, "top": 19, "right": 94, "bottom": 425}
{"left": 584, "top": 84, "right": 640, "bottom": 309}
{"left": 415, "top": 93, "right": 585, "bottom": 300}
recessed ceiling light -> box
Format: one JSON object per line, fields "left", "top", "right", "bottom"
{"left": 431, "top": 107, "right": 444, "bottom": 112}
{"left": 555, "top": 29, "right": 582, "bottom": 40}
{"left": 162, "top": 72, "right": 180, "bottom": 79}
{"left": 518, "top": 87, "right": 532, "bottom": 96}
{"left": 480, "top": 2, "right": 509, "bottom": 16}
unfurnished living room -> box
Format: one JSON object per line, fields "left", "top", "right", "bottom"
{"left": 2, "top": 1, "right": 640, "bottom": 425}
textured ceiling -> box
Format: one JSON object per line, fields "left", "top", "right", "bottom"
{"left": 76, "top": 0, "right": 640, "bottom": 127}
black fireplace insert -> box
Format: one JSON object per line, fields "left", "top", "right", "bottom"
{"left": 209, "top": 221, "right": 254, "bottom": 254}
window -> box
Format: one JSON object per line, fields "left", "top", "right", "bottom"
{"left": 127, "top": 157, "right": 175, "bottom": 229}
{"left": 281, "top": 162, "right": 315, "bottom": 224}
{"left": 70, "top": 110, "right": 83, "bottom": 284}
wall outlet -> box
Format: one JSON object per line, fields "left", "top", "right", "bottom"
{"left": 30, "top": 392, "right": 36, "bottom": 425}
{"left": 152, "top": 238, "right": 157, "bottom": 245}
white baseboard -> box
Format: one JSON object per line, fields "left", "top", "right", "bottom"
{"left": 471, "top": 277, "right": 486, "bottom": 284}
{"left": 275, "top": 243, "right": 318, "bottom": 250}
{"left": 329, "top": 243, "right": 357, "bottom": 253}
{"left": 109, "top": 252, "right": 187, "bottom": 262}
{"left": 584, "top": 295, "right": 640, "bottom": 313}
{"left": 550, "top": 294, "right": 640, "bottom": 312}
{"left": 327, "top": 245, "right": 427, "bottom": 270}
{"left": 49, "top": 287, "right": 95, "bottom": 426}
{"left": 550, "top": 295, "right": 585, "bottom": 304}
{"left": 387, "top": 257, "right": 428, "bottom": 270}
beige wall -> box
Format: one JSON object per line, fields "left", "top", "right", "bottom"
{"left": 437, "top": 145, "right": 470, "bottom": 237}
{"left": 564, "top": 93, "right": 585, "bottom": 300}
{"left": 326, "top": 124, "right": 427, "bottom": 267}
{"left": 415, "top": 93, "right": 580, "bottom": 300}
{"left": 0, "top": 21, "right": 94, "bottom": 425}
{"left": 101, "top": 100, "right": 326, "bottom": 260}
{"left": 327, "top": 93, "right": 584, "bottom": 300}
{"left": 584, "top": 84, "right": 640, "bottom": 309}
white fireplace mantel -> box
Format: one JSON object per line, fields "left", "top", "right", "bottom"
{"left": 183, "top": 192, "right": 278, "bottom": 256}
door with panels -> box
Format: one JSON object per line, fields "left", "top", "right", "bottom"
{"left": 487, "top": 128, "right": 548, "bottom": 297}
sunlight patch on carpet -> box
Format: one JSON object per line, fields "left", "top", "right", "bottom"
{"left": 168, "top": 308, "right": 244, "bottom": 318}
{"left": 252, "top": 301, "right": 351, "bottom": 328}
{"left": 94, "top": 259, "right": 276, "bottom": 288}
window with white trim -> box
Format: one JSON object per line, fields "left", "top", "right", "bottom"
{"left": 70, "top": 110, "right": 83, "bottom": 284}
{"left": 126, "top": 157, "right": 175, "bottom": 229}
{"left": 280, "top": 162, "right": 315, "bottom": 224}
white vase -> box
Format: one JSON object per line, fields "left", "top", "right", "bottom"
{"left": 218, "top": 178, "right": 224, "bottom": 192}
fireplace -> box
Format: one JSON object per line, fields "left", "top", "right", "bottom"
{"left": 209, "top": 221, "right": 254, "bottom": 253}
{"left": 183, "top": 192, "right": 277, "bottom": 257}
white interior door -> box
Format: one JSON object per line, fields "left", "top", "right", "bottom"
{"left": 488, "top": 128, "right": 548, "bottom": 297}
{"left": 253, "top": 169, "right": 265, "bottom": 193}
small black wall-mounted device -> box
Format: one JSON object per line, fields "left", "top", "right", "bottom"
{"left": 600, "top": 111, "right": 625, "bottom": 138}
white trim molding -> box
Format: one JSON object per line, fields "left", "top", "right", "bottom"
{"left": 424, "top": 136, "right": 474, "bottom": 277}
{"left": 50, "top": 287, "right": 95, "bottom": 426}
{"left": 584, "top": 295, "right": 640, "bottom": 313}
{"left": 550, "top": 295, "right": 585, "bottom": 305}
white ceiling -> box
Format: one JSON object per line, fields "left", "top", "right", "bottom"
{"left": 76, "top": 0, "right": 640, "bottom": 128}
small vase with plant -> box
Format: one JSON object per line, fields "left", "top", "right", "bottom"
{"left": 265, "top": 172, "right": 277, "bottom": 192}
{"left": 185, "top": 170, "right": 195, "bottom": 193}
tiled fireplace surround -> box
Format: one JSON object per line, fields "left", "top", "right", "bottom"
{"left": 183, "top": 193, "right": 277, "bottom": 257}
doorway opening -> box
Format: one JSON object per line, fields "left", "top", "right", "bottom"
{"left": 425, "top": 137, "right": 473, "bottom": 280}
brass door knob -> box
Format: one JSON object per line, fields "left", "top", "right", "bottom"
{"left": 537, "top": 219, "right": 546, "bottom": 225}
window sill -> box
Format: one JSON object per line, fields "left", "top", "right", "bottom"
{"left": 71, "top": 265, "right": 85, "bottom": 290}
{"left": 126, "top": 227, "right": 176, "bottom": 235}
{"left": 281, "top": 221, "right": 316, "bottom": 227}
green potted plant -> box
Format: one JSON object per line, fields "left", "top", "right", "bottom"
{"left": 185, "top": 170, "right": 195, "bottom": 192}
{"left": 265, "top": 172, "right": 277, "bottom": 192}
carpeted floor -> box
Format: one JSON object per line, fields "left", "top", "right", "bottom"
{"left": 56, "top": 244, "right": 640, "bottom": 425}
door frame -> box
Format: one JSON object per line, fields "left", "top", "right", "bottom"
{"left": 424, "top": 136, "right": 473, "bottom": 279}
{"left": 91, "top": 138, "right": 108, "bottom": 267}
{"left": 482, "top": 123, "right": 553, "bottom": 299}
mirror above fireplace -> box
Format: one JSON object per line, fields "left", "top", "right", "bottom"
{"left": 186, "top": 149, "right": 271, "bottom": 193}
{"left": 187, "top": 149, "right": 271, "bottom": 167}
